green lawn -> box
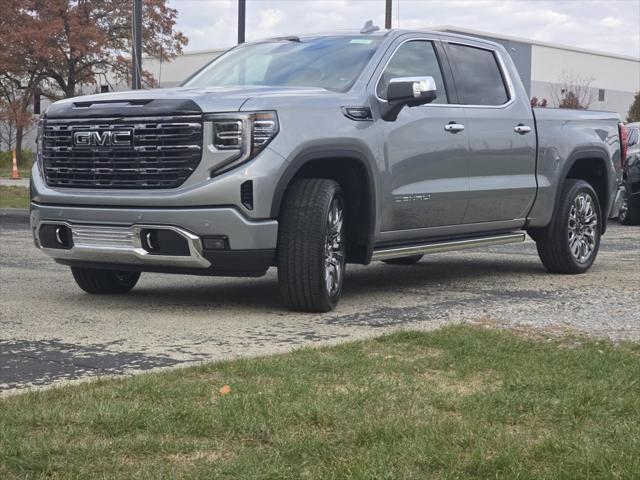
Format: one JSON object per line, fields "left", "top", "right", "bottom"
{"left": 0, "top": 186, "right": 29, "bottom": 209}
{"left": 1, "top": 325, "right": 638, "bottom": 479}
{"left": 0, "top": 166, "right": 31, "bottom": 179}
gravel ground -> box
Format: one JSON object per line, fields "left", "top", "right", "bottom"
{"left": 1, "top": 212, "right": 638, "bottom": 394}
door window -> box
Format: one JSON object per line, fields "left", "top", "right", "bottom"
{"left": 446, "top": 43, "right": 510, "bottom": 105}
{"left": 377, "top": 40, "right": 448, "bottom": 103}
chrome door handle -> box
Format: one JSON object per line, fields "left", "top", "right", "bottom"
{"left": 444, "top": 123, "right": 465, "bottom": 133}
{"left": 514, "top": 124, "right": 532, "bottom": 134}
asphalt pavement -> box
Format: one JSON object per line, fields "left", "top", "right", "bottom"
{"left": 1, "top": 209, "right": 639, "bottom": 394}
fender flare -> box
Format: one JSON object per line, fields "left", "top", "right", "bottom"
{"left": 270, "top": 146, "right": 378, "bottom": 261}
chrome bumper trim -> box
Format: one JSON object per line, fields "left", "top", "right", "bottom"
{"left": 36, "top": 222, "right": 211, "bottom": 269}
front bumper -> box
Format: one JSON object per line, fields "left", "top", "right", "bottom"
{"left": 30, "top": 202, "right": 278, "bottom": 276}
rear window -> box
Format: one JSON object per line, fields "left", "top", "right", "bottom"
{"left": 446, "top": 43, "right": 510, "bottom": 106}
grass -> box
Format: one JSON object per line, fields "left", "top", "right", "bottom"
{"left": 0, "top": 186, "right": 29, "bottom": 209}
{"left": 1, "top": 325, "right": 639, "bottom": 479}
{"left": 0, "top": 161, "right": 32, "bottom": 179}
{"left": 0, "top": 166, "right": 31, "bottom": 179}
{"left": 0, "top": 150, "right": 33, "bottom": 178}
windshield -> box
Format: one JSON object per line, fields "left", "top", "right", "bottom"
{"left": 183, "top": 36, "right": 382, "bottom": 92}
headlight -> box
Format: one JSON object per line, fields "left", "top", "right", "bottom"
{"left": 205, "top": 111, "right": 279, "bottom": 175}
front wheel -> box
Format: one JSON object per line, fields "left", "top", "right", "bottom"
{"left": 277, "top": 178, "right": 346, "bottom": 312}
{"left": 71, "top": 267, "right": 141, "bottom": 294}
{"left": 535, "top": 179, "right": 601, "bottom": 274}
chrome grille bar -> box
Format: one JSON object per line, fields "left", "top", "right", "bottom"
{"left": 42, "top": 115, "right": 203, "bottom": 189}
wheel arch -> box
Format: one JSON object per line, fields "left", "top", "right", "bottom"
{"left": 561, "top": 148, "right": 611, "bottom": 234}
{"left": 271, "top": 148, "right": 378, "bottom": 264}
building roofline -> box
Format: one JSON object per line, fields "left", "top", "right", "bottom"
{"left": 142, "top": 47, "right": 227, "bottom": 60}
{"left": 430, "top": 25, "right": 640, "bottom": 62}
{"left": 152, "top": 26, "right": 639, "bottom": 63}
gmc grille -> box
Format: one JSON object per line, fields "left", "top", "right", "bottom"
{"left": 42, "top": 116, "right": 203, "bottom": 189}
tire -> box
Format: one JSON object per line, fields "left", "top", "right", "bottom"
{"left": 277, "top": 178, "right": 346, "bottom": 312}
{"left": 535, "top": 179, "right": 601, "bottom": 274}
{"left": 619, "top": 180, "right": 640, "bottom": 225}
{"left": 382, "top": 254, "right": 424, "bottom": 265}
{"left": 71, "top": 267, "right": 141, "bottom": 294}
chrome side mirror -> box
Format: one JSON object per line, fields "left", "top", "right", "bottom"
{"left": 381, "top": 76, "right": 437, "bottom": 121}
{"left": 387, "top": 76, "right": 437, "bottom": 104}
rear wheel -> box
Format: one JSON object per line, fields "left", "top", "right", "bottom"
{"left": 277, "top": 178, "right": 346, "bottom": 312}
{"left": 382, "top": 254, "right": 423, "bottom": 265}
{"left": 71, "top": 267, "right": 141, "bottom": 294}
{"left": 535, "top": 179, "right": 601, "bottom": 274}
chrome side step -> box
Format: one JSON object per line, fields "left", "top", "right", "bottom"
{"left": 372, "top": 232, "right": 526, "bottom": 261}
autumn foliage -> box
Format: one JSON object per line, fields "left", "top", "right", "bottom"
{"left": 0, "top": 0, "right": 188, "bottom": 163}
{"left": 627, "top": 92, "right": 640, "bottom": 123}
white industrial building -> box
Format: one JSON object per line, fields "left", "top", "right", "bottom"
{"left": 84, "top": 25, "right": 640, "bottom": 119}
{"left": 13, "top": 26, "right": 640, "bottom": 153}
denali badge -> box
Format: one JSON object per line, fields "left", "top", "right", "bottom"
{"left": 73, "top": 130, "right": 133, "bottom": 147}
{"left": 394, "top": 194, "right": 431, "bottom": 203}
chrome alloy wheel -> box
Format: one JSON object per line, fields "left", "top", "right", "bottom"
{"left": 567, "top": 192, "right": 598, "bottom": 263}
{"left": 324, "top": 197, "right": 345, "bottom": 297}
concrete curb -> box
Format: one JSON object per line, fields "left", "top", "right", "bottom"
{"left": 0, "top": 178, "right": 30, "bottom": 187}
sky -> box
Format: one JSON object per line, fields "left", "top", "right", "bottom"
{"left": 168, "top": 0, "right": 640, "bottom": 58}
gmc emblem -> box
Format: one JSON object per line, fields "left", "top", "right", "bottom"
{"left": 73, "top": 130, "right": 133, "bottom": 147}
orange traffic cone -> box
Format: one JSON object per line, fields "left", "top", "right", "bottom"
{"left": 11, "top": 148, "right": 21, "bottom": 180}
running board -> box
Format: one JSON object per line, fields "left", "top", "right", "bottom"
{"left": 372, "top": 232, "right": 526, "bottom": 261}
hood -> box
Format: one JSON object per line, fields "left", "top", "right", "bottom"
{"left": 45, "top": 85, "right": 333, "bottom": 119}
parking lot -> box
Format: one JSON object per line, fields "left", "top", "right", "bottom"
{"left": 1, "top": 210, "right": 639, "bottom": 394}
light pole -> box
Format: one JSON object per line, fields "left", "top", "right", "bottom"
{"left": 238, "top": 0, "right": 246, "bottom": 44}
{"left": 385, "top": 0, "right": 392, "bottom": 29}
{"left": 132, "top": 0, "right": 143, "bottom": 89}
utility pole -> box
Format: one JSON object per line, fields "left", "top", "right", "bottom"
{"left": 132, "top": 0, "right": 143, "bottom": 89}
{"left": 385, "top": 0, "right": 392, "bottom": 29}
{"left": 238, "top": 0, "right": 246, "bottom": 44}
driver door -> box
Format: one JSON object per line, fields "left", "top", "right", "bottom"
{"left": 377, "top": 39, "right": 469, "bottom": 233}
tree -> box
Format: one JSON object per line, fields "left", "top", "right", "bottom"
{"left": 0, "top": 0, "right": 187, "bottom": 163}
{"left": 530, "top": 97, "right": 548, "bottom": 108}
{"left": 5, "top": 1, "right": 188, "bottom": 100}
{"left": 39, "top": 0, "right": 188, "bottom": 98}
{"left": 627, "top": 91, "right": 640, "bottom": 123}
{"left": 0, "top": 78, "right": 38, "bottom": 163}
{"left": 550, "top": 72, "right": 596, "bottom": 110}
{"left": 0, "top": 0, "right": 46, "bottom": 163}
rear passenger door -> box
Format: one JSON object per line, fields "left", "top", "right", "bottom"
{"left": 444, "top": 42, "right": 537, "bottom": 224}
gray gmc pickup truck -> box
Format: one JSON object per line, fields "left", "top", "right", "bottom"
{"left": 31, "top": 26, "right": 624, "bottom": 312}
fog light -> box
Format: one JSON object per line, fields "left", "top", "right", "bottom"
{"left": 140, "top": 229, "right": 190, "bottom": 256}
{"left": 202, "top": 236, "right": 228, "bottom": 250}
{"left": 38, "top": 224, "right": 73, "bottom": 249}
